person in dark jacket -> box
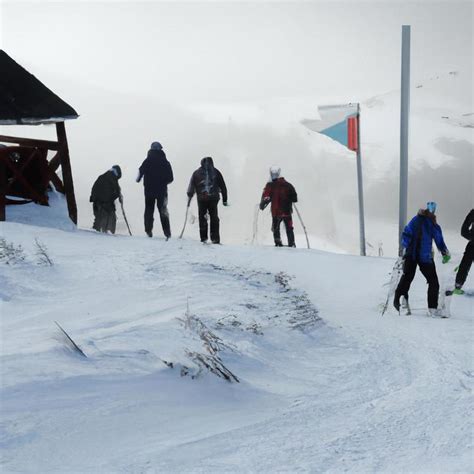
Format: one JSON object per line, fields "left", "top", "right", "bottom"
{"left": 187, "top": 157, "right": 228, "bottom": 244}
{"left": 394, "top": 201, "right": 450, "bottom": 316}
{"left": 90, "top": 165, "right": 122, "bottom": 234}
{"left": 454, "top": 209, "right": 474, "bottom": 294}
{"left": 259, "top": 167, "right": 298, "bottom": 247}
{"left": 137, "top": 142, "right": 174, "bottom": 239}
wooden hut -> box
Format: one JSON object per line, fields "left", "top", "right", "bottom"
{"left": 0, "top": 50, "right": 78, "bottom": 223}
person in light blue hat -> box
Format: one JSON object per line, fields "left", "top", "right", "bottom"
{"left": 394, "top": 201, "right": 450, "bottom": 316}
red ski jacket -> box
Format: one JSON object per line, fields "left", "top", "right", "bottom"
{"left": 260, "top": 178, "right": 298, "bottom": 217}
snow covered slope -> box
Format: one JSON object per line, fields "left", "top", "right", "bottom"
{"left": 3, "top": 69, "right": 470, "bottom": 257}
{"left": 1, "top": 202, "right": 472, "bottom": 473}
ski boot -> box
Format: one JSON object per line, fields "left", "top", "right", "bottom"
{"left": 427, "top": 308, "right": 449, "bottom": 318}
{"left": 401, "top": 296, "right": 411, "bottom": 315}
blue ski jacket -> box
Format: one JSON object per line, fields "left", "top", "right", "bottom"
{"left": 402, "top": 210, "right": 448, "bottom": 263}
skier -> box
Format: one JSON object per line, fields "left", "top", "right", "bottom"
{"left": 454, "top": 208, "right": 474, "bottom": 294}
{"left": 90, "top": 165, "right": 122, "bottom": 234}
{"left": 187, "top": 157, "right": 228, "bottom": 244}
{"left": 136, "top": 142, "right": 174, "bottom": 239}
{"left": 259, "top": 166, "right": 298, "bottom": 247}
{"left": 394, "top": 201, "right": 451, "bottom": 316}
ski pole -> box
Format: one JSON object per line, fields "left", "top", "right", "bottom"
{"left": 119, "top": 197, "right": 132, "bottom": 236}
{"left": 294, "top": 204, "right": 310, "bottom": 249}
{"left": 179, "top": 196, "right": 192, "bottom": 239}
{"left": 251, "top": 204, "right": 260, "bottom": 245}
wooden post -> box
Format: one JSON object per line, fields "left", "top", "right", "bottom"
{"left": 0, "top": 156, "right": 6, "bottom": 221}
{"left": 56, "top": 122, "right": 77, "bottom": 225}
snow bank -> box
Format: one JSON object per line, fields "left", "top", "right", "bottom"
{"left": 1, "top": 216, "right": 472, "bottom": 472}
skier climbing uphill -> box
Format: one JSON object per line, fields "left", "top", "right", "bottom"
{"left": 187, "top": 157, "right": 228, "bottom": 244}
{"left": 136, "top": 141, "right": 174, "bottom": 239}
{"left": 394, "top": 201, "right": 450, "bottom": 317}
{"left": 259, "top": 167, "right": 298, "bottom": 247}
{"left": 90, "top": 165, "right": 122, "bottom": 234}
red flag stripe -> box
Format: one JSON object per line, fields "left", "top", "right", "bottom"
{"left": 347, "top": 116, "right": 358, "bottom": 151}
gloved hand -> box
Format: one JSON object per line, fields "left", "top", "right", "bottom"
{"left": 442, "top": 253, "right": 451, "bottom": 264}
{"left": 223, "top": 201, "right": 229, "bottom": 207}
{"left": 259, "top": 198, "right": 270, "bottom": 211}
{"left": 119, "top": 194, "right": 123, "bottom": 204}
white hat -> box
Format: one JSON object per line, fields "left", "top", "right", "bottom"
{"left": 270, "top": 166, "right": 281, "bottom": 180}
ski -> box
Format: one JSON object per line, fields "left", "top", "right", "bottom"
{"left": 438, "top": 257, "right": 458, "bottom": 319}
{"left": 381, "top": 257, "right": 404, "bottom": 316}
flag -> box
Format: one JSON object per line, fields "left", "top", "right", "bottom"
{"left": 313, "top": 103, "right": 359, "bottom": 152}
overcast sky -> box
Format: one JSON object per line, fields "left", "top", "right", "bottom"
{"left": 1, "top": 1, "right": 472, "bottom": 104}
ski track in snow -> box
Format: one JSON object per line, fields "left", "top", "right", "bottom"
{"left": 0, "top": 222, "right": 473, "bottom": 473}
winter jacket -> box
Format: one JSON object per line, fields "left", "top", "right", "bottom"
{"left": 187, "top": 157, "right": 228, "bottom": 203}
{"left": 401, "top": 209, "right": 448, "bottom": 263}
{"left": 137, "top": 149, "right": 174, "bottom": 198}
{"left": 260, "top": 177, "right": 298, "bottom": 217}
{"left": 90, "top": 170, "right": 121, "bottom": 205}
{"left": 460, "top": 209, "right": 474, "bottom": 241}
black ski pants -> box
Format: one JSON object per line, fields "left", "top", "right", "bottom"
{"left": 395, "top": 257, "right": 440, "bottom": 309}
{"left": 144, "top": 194, "right": 170, "bottom": 238}
{"left": 272, "top": 216, "right": 295, "bottom": 247}
{"left": 93, "top": 202, "right": 117, "bottom": 234}
{"left": 198, "top": 199, "right": 219, "bottom": 243}
{"left": 455, "top": 241, "right": 473, "bottom": 288}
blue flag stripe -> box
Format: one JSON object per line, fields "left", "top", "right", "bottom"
{"left": 320, "top": 120, "right": 348, "bottom": 148}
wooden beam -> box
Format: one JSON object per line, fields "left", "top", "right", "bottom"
{"left": 49, "top": 172, "right": 65, "bottom": 194}
{"left": 48, "top": 149, "right": 63, "bottom": 173}
{"left": 0, "top": 135, "right": 60, "bottom": 151}
{"left": 56, "top": 122, "right": 77, "bottom": 225}
{"left": 2, "top": 150, "right": 48, "bottom": 205}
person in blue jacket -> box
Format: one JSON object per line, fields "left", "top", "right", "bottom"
{"left": 394, "top": 202, "right": 450, "bottom": 315}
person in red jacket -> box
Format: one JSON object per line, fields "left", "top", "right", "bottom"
{"left": 259, "top": 167, "right": 298, "bottom": 247}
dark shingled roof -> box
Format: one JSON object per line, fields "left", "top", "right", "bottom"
{"left": 0, "top": 50, "right": 78, "bottom": 125}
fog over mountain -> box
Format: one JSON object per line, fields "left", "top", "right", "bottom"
{"left": 1, "top": 1, "right": 472, "bottom": 255}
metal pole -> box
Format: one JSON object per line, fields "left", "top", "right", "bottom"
{"left": 399, "top": 25, "right": 411, "bottom": 255}
{"left": 356, "top": 104, "right": 366, "bottom": 256}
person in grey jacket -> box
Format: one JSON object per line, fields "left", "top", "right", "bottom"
{"left": 90, "top": 165, "right": 122, "bottom": 234}
{"left": 187, "top": 157, "right": 228, "bottom": 244}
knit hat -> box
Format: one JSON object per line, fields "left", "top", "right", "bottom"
{"left": 426, "top": 201, "right": 437, "bottom": 214}
{"left": 111, "top": 165, "right": 122, "bottom": 179}
{"left": 270, "top": 166, "right": 281, "bottom": 181}
{"left": 150, "top": 141, "right": 162, "bottom": 151}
